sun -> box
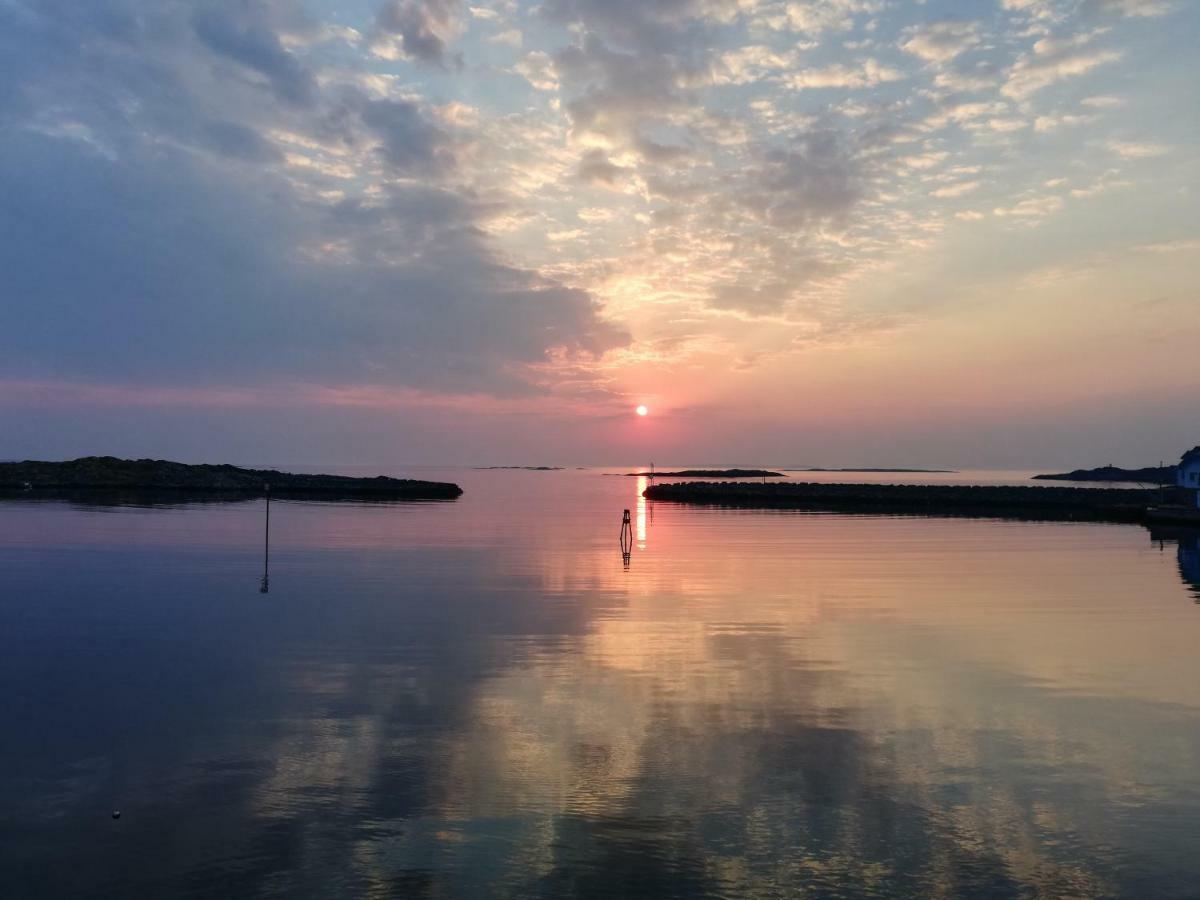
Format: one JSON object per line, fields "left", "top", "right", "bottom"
{"left": 636, "top": 405, "right": 649, "bottom": 417}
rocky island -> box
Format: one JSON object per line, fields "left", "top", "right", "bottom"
{"left": 1032, "top": 464, "right": 1175, "bottom": 483}
{"left": 624, "top": 469, "right": 784, "bottom": 478}
{"left": 0, "top": 457, "right": 463, "bottom": 500}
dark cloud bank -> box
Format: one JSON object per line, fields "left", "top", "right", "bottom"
{"left": 0, "top": 0, "right": 625, "bottom": 397}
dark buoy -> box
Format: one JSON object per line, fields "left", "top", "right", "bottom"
{"left": 112, "top": 810, "right": 121, "bottom": 820}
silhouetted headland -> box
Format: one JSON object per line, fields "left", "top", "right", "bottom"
{"left": 624, "top": 469, "right": 784, "bottom": 478}
{"left": 0, "top": 457, "right": 463, "bottom": 500}
{"left": 1032, "top": 464, "right": 1175, "bottom": 483}
{"left": 642, "top": 480, "right": 1182, "bottom": 523}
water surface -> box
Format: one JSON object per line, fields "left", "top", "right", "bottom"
{"left": 2, "top": 469, "right": 1198, "bottom": 898}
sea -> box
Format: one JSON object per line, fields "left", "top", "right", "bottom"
{"left": 1, "top": 467, "right": 1197, "bottom": 898}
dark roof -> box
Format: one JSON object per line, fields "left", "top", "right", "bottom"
{"left": 1181, "top": 446, "right": 1200, "bottom": 465}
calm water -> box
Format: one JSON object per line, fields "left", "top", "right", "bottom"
{"left": 2, "top": 469, "right": 1198, "bottom": 898}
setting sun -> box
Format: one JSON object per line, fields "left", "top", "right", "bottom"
{"left": 636, "top": 405, "right": 649, "bottom": 417}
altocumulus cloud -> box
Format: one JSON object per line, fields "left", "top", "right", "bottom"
{"left": 0, "top": 0, "right": 626, "bottom": 400}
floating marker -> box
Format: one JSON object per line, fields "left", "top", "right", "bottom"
{"left": 620, "top": 509, "right": 633, "bottom": 567}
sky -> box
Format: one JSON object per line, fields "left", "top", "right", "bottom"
{"left": 0, "top": 0, "right": 1197, "bottom": 468}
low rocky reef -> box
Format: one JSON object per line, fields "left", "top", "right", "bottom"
{"left": 642, "top": 480, "right": 1179, "bottom": 523}
{"left": 1033, "top": 464, "right": 1175, "bottom": 483}
{"left": 0, "top": 457, "right": 463, "bottom": 500}
{"left": 787, "top": 467, "right": 955, "bottom": 473}
{"left": 625, "top": 469, "right": 784, "bottom": 478}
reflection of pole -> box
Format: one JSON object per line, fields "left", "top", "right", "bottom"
{"left": 260, "top": 484, "right": 270, "bottom": 594}
{"left": 620, "top": 509, "right": 633, "bottom": 568}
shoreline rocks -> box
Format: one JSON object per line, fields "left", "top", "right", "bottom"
{"left": 0, "top": 457, "right": 463, "bottom": 500}
{"left": 642, "top": 480, "right": 1173, "bottom": 523}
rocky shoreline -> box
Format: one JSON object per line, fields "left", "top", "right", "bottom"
{"left": 0, "top": 457, "right": 463, "bottom": 500}
{"left": 624, "top": 469, "right": 783, "bottom": 478}
{"left": 642, "top": 480, "right": 1178, "bottom": 523}
{"left": 1032, "top": 464, "right": 1175, "bottom": 483}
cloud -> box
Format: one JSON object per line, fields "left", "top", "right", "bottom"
{"left": 783, "top": 59, "right": 905, "bottom": 90}
{"left": 372, "top": 0, "right": 465, "bottom": 67}
{"left": 1069, "top": 169, "right": 1131, "bottom": 196}
{"left": 513, "top": 51, "right": 558, "bottom": 90}
{"left": 576, "top": 148, "right": 630, "bottom": 185}
{"left": 899, "top": 21, "right": 982, "bottom": 64}
{"left": 0, "top": 0, "right": 627, "bottom": 399}
{"left": 1003, "top": 30, "right": 1121, "bottom": 99}
{"left": 742, "top": 130, "right": 864, "bottom": 228}
{"left": 361, "top": 97, "right": 456, "bottom": 172}
{"left": 1081, "top": 0, "right": 1174, "bottom": 17}
{"left": 931, "top": 180, "right": 981, "bottom": 198}
{"left": 1034, "top": 112, "right": 1097, "bottom": 130}
{"left": 993, "top": 195, "right": 1065, "bottom": 217}
{"left": 1106, "top": 139, "right": 1169, "bottom": 158}
{"left": 765, "top": 0, "right": 884, "bottom": 35}
{"left": 191, "top": 3, "right": 317, "bottom": 106}
{"left": 485, "top": 28, "right": 523, "bottom": 47}
{"left": 1080, "top": 94, "right": 1124, "bottom": 107}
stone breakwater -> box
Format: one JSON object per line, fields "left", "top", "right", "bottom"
{"left": 0, "top": 457, "right": 463, "bottom": 500}
{"left": 642, "top": 481, "right": 1173, "bottom": 523}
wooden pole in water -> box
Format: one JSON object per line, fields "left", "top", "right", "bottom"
{"left": 260, "top": 484, "right": 271, "bottom": 593}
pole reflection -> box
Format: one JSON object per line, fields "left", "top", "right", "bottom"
{"left": 260, "top": 488, "right": 270, "bottom": 594}
{"left": 635, "top": 476, "right": 648, "bottom": 548}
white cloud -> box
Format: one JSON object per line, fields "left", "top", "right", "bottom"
{"left": 986, "top": 117, "right": 1028, "bottom": 132}
{"left": 994, "top": 195, "right": 1065, "bottom": 217}
{"left": 768, "top": 0, "right": 884, "bottom": 35}
{"left": 1034, "top": 113, "right": 1097, "bottom": 131}
{"left": 1138, "top": 238, "right": 1200, "bottom": 253}
{"left": 717, "top": 45, "right": 799, "bottom": 84}
{"left": 486, "top": 29, "right": 522, "bottom": 47}
{"left": 899, "top": 21, "right": 982, "bottom": 64}
{"left": 783, "top": 59, "right": 904, "bottom": 90}
{"left": 1003, "top": 31, "right": 1121, "bottom": 99}
{"left": 1080, "top": 94, "right": 1124, "bottom": 107}
{"left": 513, "top": 51, "right": 557, "bottom": 90}
{"left": 1085, "top": 0, "right": 1174, "bottom": 17}
{"left": 1070, "top": 169, "right": 1132, "bottom": 196}
{"left": 931, "top": 180, "right": 981, "bottom": 198}
{"left": 1004, "top": 48, "right": 1120, "bottom": 99}
{"left": 1106, "top": 139, "right": 1169, "bottom": 159}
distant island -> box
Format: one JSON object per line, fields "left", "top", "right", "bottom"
{"left": 1033, "top": 464, "right": 1175, "bottom": 483}
{"left": 0, "top": 457, "right": 463, "bottom": 499}
{"left": 785, "top": 468, "right": 955, "bottom": 473}
{"left": 625, "top": 469, "right": 784, "bottom": 478}
{"left": 474, "top": 466, "right": 564, "bottom": 471}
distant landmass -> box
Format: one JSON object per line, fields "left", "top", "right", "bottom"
{"left": 0, "top": 457, "right": 463, "bottom": 499}
{"left": 785, "top": 467, "right": 955, "bottom": 473}
{"left": 1033, "top": 464, "right": 1175, "bottom": 483}
{"left": 625, "top": 469, "right": 784, "bottom": 478}
{"left": 474, "top": 466, "right": 563, "bottom": 470}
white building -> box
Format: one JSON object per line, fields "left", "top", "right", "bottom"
{"left": 1177, "top": 446, "right": 1200, "bottom": 506}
